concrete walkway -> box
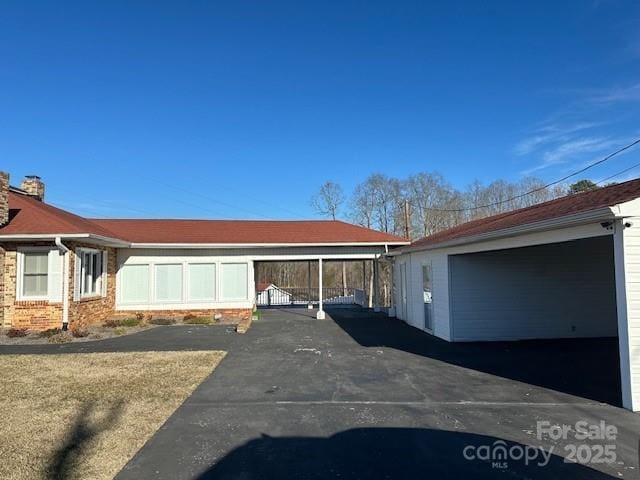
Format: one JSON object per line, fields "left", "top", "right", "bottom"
{"left": 112, "top": 308, "right": 640, "bottom": 479}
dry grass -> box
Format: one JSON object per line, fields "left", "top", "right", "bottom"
{"left": 0, "top": 351, "right": 225, "bottom": 480}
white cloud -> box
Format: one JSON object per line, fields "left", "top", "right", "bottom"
{"left": 512, "top": 122, "right": 599, "bottom": 156}
{"left": 521, "top": 136, "right": 620, "bottom": 174}
{"left": 587, "top": 83, "right": 640, "bottom": 104}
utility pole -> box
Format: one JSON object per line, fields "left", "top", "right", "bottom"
{"left": 403, "top": 199, "right": 411, "bottom": 241}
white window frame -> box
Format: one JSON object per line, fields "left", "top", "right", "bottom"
{"left": 153, "top": 263, "right": 184, "bottom": 304}
{"left": 186, "top": 262, "right": 217, "bottom": 303}
{"left": 118, "top": 263, "right": 151, "bottom": 305}
{"left": 78, "top": 248, "right": 104, "bottom": 299}
{"left": 219, "top": 262, "right": 249, "bottom": 301}
{"left": 16, "top": 247, "right": 52, "bottom": 301}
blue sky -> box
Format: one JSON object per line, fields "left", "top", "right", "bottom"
{"left": 1, "top": 1, "right": 639, "bottom": 219}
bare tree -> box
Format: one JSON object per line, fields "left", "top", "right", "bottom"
{"left": 310, "top": 181, "right": 345, "bottom": 220}
{"left": 310, "top": 180, "right": 348, "bottom": 295}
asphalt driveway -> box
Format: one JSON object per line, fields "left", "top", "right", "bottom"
{"left": 109, "top": 307, "right": 640, "bottom": 479}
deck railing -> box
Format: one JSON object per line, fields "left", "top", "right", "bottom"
{"left": 256, "top": 287, "right": 367, "bottom": 307}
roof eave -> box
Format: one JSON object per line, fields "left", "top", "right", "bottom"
{"left": 0, "top": 233, "right": 130, "bottom": 247}
{"left": 394, "top": 206, "right": 618, "bottom": 255}
{"left": 127, "top": 241, "right": 410, "bottom": 249}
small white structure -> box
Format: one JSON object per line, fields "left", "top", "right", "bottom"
{"left": 256, "top": 283, "right": 292, "bottom": 306}
{"left": 391, "top": 180, "right": 640, "bottom": 412}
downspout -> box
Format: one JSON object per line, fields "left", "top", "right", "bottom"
{"left": 55, "top": 237, "right": 70, "bottom": 331}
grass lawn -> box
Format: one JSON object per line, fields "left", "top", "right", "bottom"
{"left": 0, "top": 351, "right": 225, "bottom": 480}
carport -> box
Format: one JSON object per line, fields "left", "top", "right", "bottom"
{"left": 392, "top": 179, "right": 640, "bottom": 411}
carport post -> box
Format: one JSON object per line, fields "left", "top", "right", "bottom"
{"left": 613, "top": 219, "right": 638, "bottom": 411}
{"left": 317, "top": 258, "right": 325, "bottom": 320}
{"left": 307, "top": 261, "right": 313, "bottom": 309}
{"left": 373, "top": 257, "right": 380, "bottom": 312}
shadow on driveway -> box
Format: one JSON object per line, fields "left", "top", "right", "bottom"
{"left": 199, "top": 427, "right": 614, "bottom": 480}
{"left": 328, "top": 307, "right": 622, "bottom": 406}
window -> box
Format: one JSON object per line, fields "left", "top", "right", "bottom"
{"left": 154, "top": 264, "right": 182, "bottom": 302}
{"left": 80, "top": 250, "right": 103, "bottom": 297}
{"left": 188, "top": 263, "right": 216, "bottom": 301}
{"left": 120, "top": 264, "right": 150, "bottom": 304}
{"left": 220, "top": 263, "right": 248, "bottom": 300}
{"left": 22, "top": 251, "right": 49, "bottom": 298}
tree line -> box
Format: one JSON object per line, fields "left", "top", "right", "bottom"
{"left": 256, "top": 174, "right": 602, "bottom": 305}
{"left": 312, "top": 173, "right": 598, "bottom": 240}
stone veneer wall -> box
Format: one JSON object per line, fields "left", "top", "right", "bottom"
{"left": 67, "top": 242, "right": 117, "bottom": 329}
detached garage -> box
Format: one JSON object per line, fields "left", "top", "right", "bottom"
{"left": 392, "top": 179, "right": 640, "bottom": 411}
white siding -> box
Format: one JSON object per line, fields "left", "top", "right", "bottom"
{"left": 393, "top": 250, "right": 451, "bottom": 340}
{"left": 449, "top": 236, "right": 617, "bottom": 341}
{"left": 394, "top": 222, "right": 614, "bottom": 343}
{"left": 614, "top": 217, "right": 640, "bottom": 411}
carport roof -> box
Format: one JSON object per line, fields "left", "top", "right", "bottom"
{"left": 408, "top": 178, "right": 640, "bottom": 251}
{"left": 91, "top": 218, "right": 408, "bottom": 245}
{"left": 0, "top": 190, "right": 407, "bottom": 246}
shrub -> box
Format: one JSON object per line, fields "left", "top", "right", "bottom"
{"left": 48, "top": 333, "right": 71, "bottom": 344}
{"left": 70, "top": 325, "right": 89, "bottom": 338}
{"left": 113, "top": 327, "right": 127, "bottom": 335}
{"left": 149, "top": 317, "right": 176, "bottom": 325}
{"left": 7, "top": 328, "right": 28, "bottom": 338}
{"left": 117, "top": 317, "right": 141, "bottom": 327}
{"left": 183, "top": 316, "right": 212, "bottom": 325}
{"left": 103, "top": 317, "right": 141, "bottom": 328}
{"left": 39, "top": 328, "right": 62, "bottom": 338}
{"left": 103, "top": 318, "right": 119, "bottom": 328}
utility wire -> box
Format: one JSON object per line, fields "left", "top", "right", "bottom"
{"left": 408, "top": 137, "right": 640, "bottom": 213}
{"left": 595, "top": 160, "right": 640, "bottom": 186}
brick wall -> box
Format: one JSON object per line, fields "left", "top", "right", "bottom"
{"left": 0, "top": 241, "right": 252, "bottom": 330}
{"left": 112, "top": 308, "right": 252, "bottom": 323}
{"left": 67, "top": 242, "right": 117, "bottom": 329}
{"left": 0, "top": 244, "right": 63, "bottom": 330}
{"left": 0, "top": 171, "right": 9, "bottom": 225}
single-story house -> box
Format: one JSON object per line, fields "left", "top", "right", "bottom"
{"left": 0, "top": 172, "right": 407, "bottom": 331}
{"left": 390, "top": 179, "right": 640, "bottom": 411}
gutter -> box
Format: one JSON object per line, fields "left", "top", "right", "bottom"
{"left": 54, "top": 237, "right": 71, "bottom": 330}
{"left": 127, "top": 241, "right": 410, "bottom": 249}
{"left": 0, "top": 233, "right": 129, "bottom": 247}
{"left": 395, "top": 206, "right": 617, "bottom": 255}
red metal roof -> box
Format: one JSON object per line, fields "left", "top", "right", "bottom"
{"left": 91, "top": 218, "right": 407, "bottom": 244}
{"left": 0, "top": 191, "right": 407, "bottom": 245}
{"left": 410, "top": 178, "right": 640, "bottom": 250}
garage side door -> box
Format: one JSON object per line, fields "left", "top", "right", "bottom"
{"left": 449, "top": 236, "right": 618, "bottom": 341}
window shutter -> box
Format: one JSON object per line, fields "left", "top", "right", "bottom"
{"left": 73, "top": 249, "right": 82, "bottom": 301}
{"left": 101, "top": 250, "right": 108, "bottom": 297}
{"left": 48, "top": 249, "right": 63, "bottom": 302}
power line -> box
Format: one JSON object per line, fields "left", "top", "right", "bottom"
{"left": 409, "top": 137, "right": 640, "bottom": 213}
{"left": 596, "top": 160, "right": 640, "bottom": 186}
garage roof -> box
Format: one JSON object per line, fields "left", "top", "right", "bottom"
{"left": 0, "top": 190, "right": 407, "bottom": 246}
{"left": 409, "top": 178, "right": 640, "bottom": 251}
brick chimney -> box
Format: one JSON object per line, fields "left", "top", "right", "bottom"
{"left": 21, "top": 175, "right": 45, "bottom": 201}
{"left": 0, "top": 172, "right": 8, "bottom": 226}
